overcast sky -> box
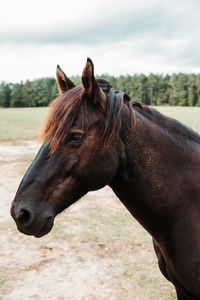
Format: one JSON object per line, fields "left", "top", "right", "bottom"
{"left": 0, "top": 0, "right": 199, "bottom": 82}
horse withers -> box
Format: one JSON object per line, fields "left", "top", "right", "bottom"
{"left": 11, "top": 58, "right": 200, "bottom": 299}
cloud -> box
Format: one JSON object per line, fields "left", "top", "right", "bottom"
{"left": 0, "top": 0, "right": 199, "bottom": 45}
{"left": 0, "top": 0, "right": 199, "bottom": 81}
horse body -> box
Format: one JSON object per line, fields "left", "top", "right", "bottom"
{"left": 110, "top": 105, "right": 200, "bottom": 298}
{"left": 11, "top": 58, "right": 200, "bottom": 299}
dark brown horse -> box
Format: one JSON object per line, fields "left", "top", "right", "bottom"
{"left": 11, "top": 58, "right": 200, "bottom": 299}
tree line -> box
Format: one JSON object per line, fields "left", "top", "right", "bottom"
{"left": 0, "top": 73, "right": 200, "bottom": 107}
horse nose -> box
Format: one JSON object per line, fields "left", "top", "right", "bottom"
{"left": 11, "top": 204, "right": 32, "bottom": 227}
{"left": 17, "top": 208, "right": 32, "bottom": 226}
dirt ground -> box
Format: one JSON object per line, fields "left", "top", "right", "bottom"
{"left": 0, "top": 141, "right": 176, "bottom": 300}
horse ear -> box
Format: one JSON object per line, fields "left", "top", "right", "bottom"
{"left": 56, "top": 65, "right": 76, "bottom": 94}
{"left": 82, "top": 58, "right": 102, "bottom": 104}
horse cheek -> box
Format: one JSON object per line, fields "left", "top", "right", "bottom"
{"left": 81, "top": 151, "right": 119, "bottom": 190}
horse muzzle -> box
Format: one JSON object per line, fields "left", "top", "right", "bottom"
{"left": 10, "top": 200, "right": 54, "bottom": 238}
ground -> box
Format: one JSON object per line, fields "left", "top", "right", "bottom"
{"left": 0, "top": 140, "right": 176, "bottom": 300}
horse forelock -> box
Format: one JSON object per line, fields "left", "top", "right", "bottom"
{"left": 39, "top": 82, "right": 135, "bottom": 155}
{"left": 39, "top": 85, "right": 86, "bottom": 154}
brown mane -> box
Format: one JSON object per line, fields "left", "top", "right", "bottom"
{"left": 132, "top": 101, "right": 200, "bottom": 143}
{"left": 39, "top": 80, "right": 200, "bottom": 156}
{"left": 39, "top": 82, "right": 132, "bottom": 154}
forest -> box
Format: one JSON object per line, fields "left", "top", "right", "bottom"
{"left": 0, "top": 73, "right": 200, "bottom": 107}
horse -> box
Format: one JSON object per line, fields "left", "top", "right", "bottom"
{"left": 11, "top": 58, "right": 200, "bottom": 300}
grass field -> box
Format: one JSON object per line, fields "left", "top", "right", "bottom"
{"left": 157, "top": 106, "right": 200, "bottom": 132}
{"left": 0, "top": 106, "right": 199, "bottom": 141}
{"left": 0, "top": 107, "right": 47, "bottom": 141}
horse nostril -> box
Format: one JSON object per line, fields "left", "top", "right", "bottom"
{"left": 18, "top": 209, "right": 31, "bottom": 226}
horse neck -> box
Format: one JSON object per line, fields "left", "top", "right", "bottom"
{"left": 110, "top": 105, "right": 200, "bottom": 238}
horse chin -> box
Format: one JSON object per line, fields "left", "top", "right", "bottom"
{"left": 34, "top": 217, "right": 54, "bottom": 238}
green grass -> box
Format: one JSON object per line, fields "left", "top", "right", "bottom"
{"left": 0, "top": 107, "right": 47, "bottom": 141}
{"left": 0, "top": 106, "right": 199, "bottom": 141}
{"left": 156, "top": 106, "right": 200, "bottom": 132}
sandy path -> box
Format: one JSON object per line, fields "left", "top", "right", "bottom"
{"left": 0, "top": 141, "right": 175, "bottom": 300}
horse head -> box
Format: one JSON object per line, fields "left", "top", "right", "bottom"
{"left": 10, "top": 58, "right": 121, "bottom": 237}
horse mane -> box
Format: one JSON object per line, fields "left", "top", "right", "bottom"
{"left": 39, "top": 79, "right": 200, "bottom": 155}
{"left": 132, "top": 101, "right": 200, "bottom": 144}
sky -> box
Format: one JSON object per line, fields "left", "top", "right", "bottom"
{"left": 0, "top": 0, "right": 199, "bottom": 82}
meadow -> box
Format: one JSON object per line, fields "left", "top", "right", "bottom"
{"left": 0, "top": 106, "right": 199, "bottom": 141}
{"left": 0, "top": 107, "right": 47, "bottom": 141}
{"left": 0, "top": 106, "right": 199, "bottom": 300}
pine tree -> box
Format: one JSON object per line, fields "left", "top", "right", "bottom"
{"left": 188, "top": 74, "right": 197, "bottom": 106}
{"left": 10, "top": 82, "right": 23, "bottom": 107}
{"left": 0, "top": 82, "right": 11, "bottom": 107}
{"left": 195, "top": 74, "right": 200, "bottom": 106}
{"left": 22, "top": 80, "right": 33, "bottom": 107}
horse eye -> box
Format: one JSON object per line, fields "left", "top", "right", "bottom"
{"left": 67, "top": 132, "right": 84, "bottom": 143}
